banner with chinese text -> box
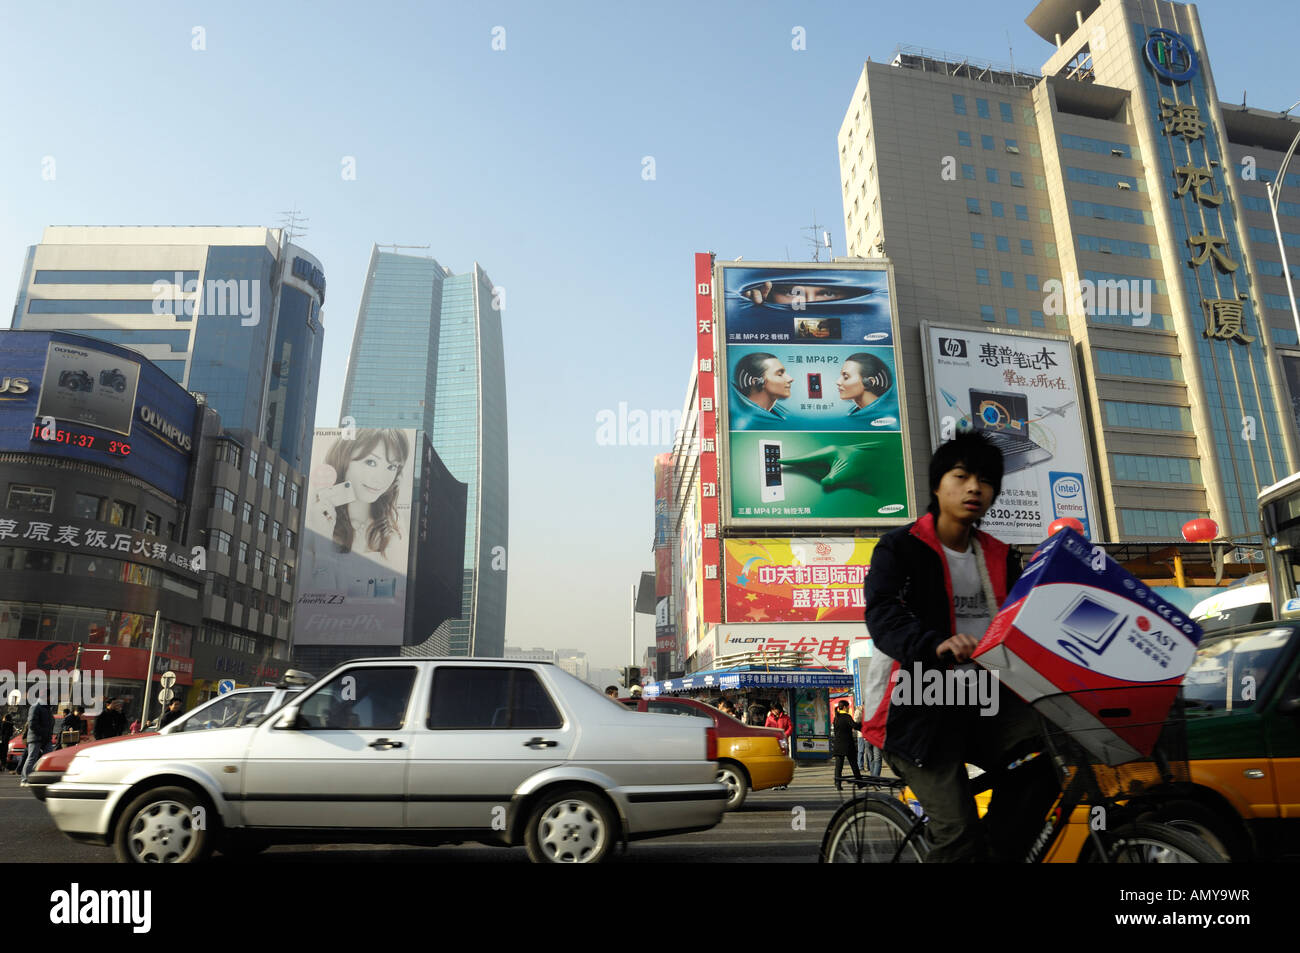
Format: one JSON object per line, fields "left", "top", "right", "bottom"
{"left": 725, "top": 537, "right": 878, "bottom": 623}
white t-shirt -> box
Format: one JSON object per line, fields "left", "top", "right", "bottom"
{"left": 942, "top": 542, "right": 992, "bottom": 644}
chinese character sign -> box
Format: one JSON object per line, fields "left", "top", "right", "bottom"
{"left": 716, "top": 261, "right": 913, "bottom": 526}
{"left": 725, "top": 537, "right": 878, "bottom": 623}
{"left": 922, "top": 324, "right": 1099, "bottom": 544}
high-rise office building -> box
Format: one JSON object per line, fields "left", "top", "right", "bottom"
{"left": 13, "top": 226, "right": 325, "bottom": 474}
{"left": 342, "top": 246, "right": 509, "bottom": 656}
{"left": 837, "top": 0, "right": 1300, "bottom": 540}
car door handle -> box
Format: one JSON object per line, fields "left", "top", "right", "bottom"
{"left": 524, "top": 737, "right": 558, "bottom": 748}
{"left": 368, "top": 738, "right": 404, "bottom": 750}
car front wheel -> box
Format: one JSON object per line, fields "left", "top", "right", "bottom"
{"left": 113, "top": 786, "right": 212, "bottom": 864}
{"left": 524, "top": 788, "right": 616, "bottom": 863}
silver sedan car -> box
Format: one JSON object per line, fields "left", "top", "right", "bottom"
{"left": 42, "top": 658, "right": 727, "bottom": 863}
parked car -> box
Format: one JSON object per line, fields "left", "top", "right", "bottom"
{"left": 27, "top": 677, "right": 311, "bottom": 798}
{"left": 619, "top": 695, "right": 793, "bottom": 809}
{"left": 42, "top": 659, "right": 728, "bottom": 863}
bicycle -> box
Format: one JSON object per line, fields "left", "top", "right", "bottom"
{"left": 819, "top": 686, "right": 1224, "bottom": 863}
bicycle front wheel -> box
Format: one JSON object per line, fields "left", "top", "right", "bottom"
{"left": 819, "top": 796, "right": 929, "bottom": 863}
{"left": 1096, "top": 822, "right": 1226, "bottom": 864}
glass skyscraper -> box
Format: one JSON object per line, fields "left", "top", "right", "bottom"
{"left": 341, "top": 246, "right": 508, "bottom": 656}
{"left": 12, "top": 226, "right": 324, "bottom": 473}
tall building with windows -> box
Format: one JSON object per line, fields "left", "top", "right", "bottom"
{"left": 838, "top": 0, "right": 1300, "bottom": 540}
{"left": 12, "top": 226, "right": 325, "bottom": 474}
{"left": 341, "top": 247, "right": 509, "bottom": 656}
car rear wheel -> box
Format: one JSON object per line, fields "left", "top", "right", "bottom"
{"left": 524, "top": 788, "right": 616, "bottom": 863}
{"left": 113, "top": 786, "right": 212, "bottom": 864}
{"left": 716, "top": 762, "right": 749, "bottom": 811}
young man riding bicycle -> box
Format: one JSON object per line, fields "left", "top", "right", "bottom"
{"left": 860, "top": 432, "right": 1057, "bottom": 862}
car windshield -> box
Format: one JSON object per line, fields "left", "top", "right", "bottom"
{"left": 170, "top": 690, "right": 275, "bottom": 731}
{"left": 1183, "top": 628, "right": 1292, "bottom": 711}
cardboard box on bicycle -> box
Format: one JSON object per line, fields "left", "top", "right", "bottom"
{"left": 972, "top": 527, "right": 1203, "bottom": 765}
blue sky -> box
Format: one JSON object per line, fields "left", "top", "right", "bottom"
{"left": 2, "top": 0, "right": 1296, "bottom": 668}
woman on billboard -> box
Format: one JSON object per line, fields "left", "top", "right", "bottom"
{"left": 305, "top": 429, "right": 410, "bottom": 597}
{"left": 836, "top": 352, "right": 899, "bottom": 426}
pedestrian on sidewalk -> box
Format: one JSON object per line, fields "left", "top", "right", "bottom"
{"left": 20, "top": 702, "right": 55, "bottom": 783}
{"left": 1, "top": 714, "right": 14, "bottom": 772}
{"left": 832, "top": 700, "right": 863, "bottom": 791}
{"left": 764, "top": 702, "right": 793, "bottom": 740}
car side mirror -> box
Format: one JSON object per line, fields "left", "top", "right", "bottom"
{"left": 273, "top": 705, "right": 304, "bottom": 729}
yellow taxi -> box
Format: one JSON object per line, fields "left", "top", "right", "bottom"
{"left": 622, "top": 696, "right": 794, "bottom": 809}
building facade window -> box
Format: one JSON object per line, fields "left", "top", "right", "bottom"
{"left": 1006, "top": 307, "right": 1020, "bottom": 325}
{"left": 1102, "top": 400, "right": 1193, "bottom": 432}
{"left": 210, "top": 530, "right": 232, "bottom": 555}
{"left": 6, "top": 485, "right": 54, "bottom": 513}
{"left": 999, "top": 102, "right": 1013, "bottom": 122}
{"left": 212, "top": 488, "right": 237, "bottom": 514}
{"left": 976, "top": 268, "right": 991, "bottom": 285}
{"left": 1001, "top": 271, "right": 1015, "bottom": 288}
{"left": 957, "top": 130, "right": 971, "bottom": 146}
{"left": 257, "top": 512, "right": 267, "bottom": 534}
{"left": 981, "top": 305, "right": 995, "bottom": 322}
{"left": 962, "top": 163, "right": 976, "bottom": 180}
{"left": 996, "top": 235, "right": 1010, "bottom": 252}
{"left": 241, "top": 500, "right": 253, "bottom": 523}
{"left": 953, "top": 94, "right": 967, "bottom": 115}
{"left": 214, "top": 439, "right": 242, "bottom": 469}
{"left": 971, "top": 232, "right": 985, "bottom": 249}
{"left": 74, "top": 493, "right": 104, "bottom": 521}
{"left": 108, "top": 501, "right": 135, "bottom": 528}
{"left": 239, "top": 540, "right": 249, "bottom": 564}
{"left": 144, "top": 511, "right": 161, "bottom": 536}
{"left": 1118, "top": 510, "right": 1206, "bottom": 539}
{"left": 1095, "top": 349, "right": 1183, "bottom": 381}
{"left": 981, "top": 134, "right": 994, "bottom": 150}
{"left": 276, "top": 472, "right": 287, "bottom": 498}
{"left": 1113, "top": 454, "right": 1201, "bottom": 484}
{"left": 248, "top": 448, "right": 259, "bottom": 479}
{"left": 990, "top": 201, "right": 1004, "bottom": 217}
{"left": 977, "top": 98, "right": 990, "bottom": 119}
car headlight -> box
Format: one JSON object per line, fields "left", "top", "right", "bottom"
{"left": 63, "top": 754, "right": 91, "bottom": 778}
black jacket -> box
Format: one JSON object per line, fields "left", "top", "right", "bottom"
{"left": 861, "top": 514, "right": 1022, "bottom": 767}
{"left": 25, "top": 704, "right": 54, "bottom": 744}
{"left": 831, "top": 711, "right": 861, "bottom": 755}
{"left": 93, "top": 707, "right": 126, "bottom": 740}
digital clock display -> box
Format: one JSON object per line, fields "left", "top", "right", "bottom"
{"left": 31, "top": 422, "right": 131, "bottom": 456}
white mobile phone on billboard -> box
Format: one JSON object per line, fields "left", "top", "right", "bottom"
{"left": 760, "top": 439, "right": 784, "bottom": 503}
{"left": 318, "top": 481, "right": 356, "bottom": 508}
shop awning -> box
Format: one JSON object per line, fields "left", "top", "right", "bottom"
{"left": 645, "top": 667, "right": 852, "bottom": 696}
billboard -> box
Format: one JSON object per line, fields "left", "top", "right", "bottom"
{"left": 716, "top": 261, "right": 914, "bottom": 527}
{"left": 293, "top": 428, "right": 417, "bottom": 646}
{"left": 920, "top": 324, "right": 1100, "bottom": 544}
{"left": 724, "top": 537, "right": 879, "bottom": 623}
{"left": 715, "top": 622, "right": 869, "bottom": 669}
{"left": 0, "top": 331, "right": 196, "bottom": 500}
{"left": 37, "top": 340, "right": 141, "bottom": 435}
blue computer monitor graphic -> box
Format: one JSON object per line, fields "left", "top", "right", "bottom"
{"left": 1056, "top": 593, "right": 1127, "bottom": 655}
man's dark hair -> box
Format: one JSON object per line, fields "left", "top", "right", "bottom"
{"left": 927, "top": 431, "right": 1004, "bottom": 516}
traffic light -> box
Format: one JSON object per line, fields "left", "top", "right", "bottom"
{"left": 626, "top": 666, "right": 641, "bottom": 688}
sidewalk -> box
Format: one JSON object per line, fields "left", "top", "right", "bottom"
{"left": 786, "top": 758, "right": 898, "bottom": 791}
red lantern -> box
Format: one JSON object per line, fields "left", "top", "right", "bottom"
{"left": 1047, "top": 517, "right": 1085, "bottom": 537}
{"left": 1181, "top": 518, "right": 1219, "bottom": 543}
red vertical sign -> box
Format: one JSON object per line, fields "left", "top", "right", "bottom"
{"left": 694, "top": 252, "right": 722, "bottom": 624}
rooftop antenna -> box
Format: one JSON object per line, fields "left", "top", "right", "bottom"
{"left": 1007, "top": 30, "right": 1016, "bottom": 78}
{"left": 278, "top": 206, "right": 309, "bottom": 246}
{"left": 802, "top": 212, "right": 832, "bottom": 261}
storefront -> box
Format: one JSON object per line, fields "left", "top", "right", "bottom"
{"left": 644, "top": 666, "right": 852, "bottom": 762}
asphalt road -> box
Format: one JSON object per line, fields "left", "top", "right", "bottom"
{"left": 0, "top": 761, "right": 869, "bottom": 864}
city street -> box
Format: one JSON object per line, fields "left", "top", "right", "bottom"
{"left": 0, "top": 762, "right": 858, "bottom": 864}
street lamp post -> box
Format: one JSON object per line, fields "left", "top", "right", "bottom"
{"left": 1264, "top": 100, "right": 1300, "bottom": 346}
